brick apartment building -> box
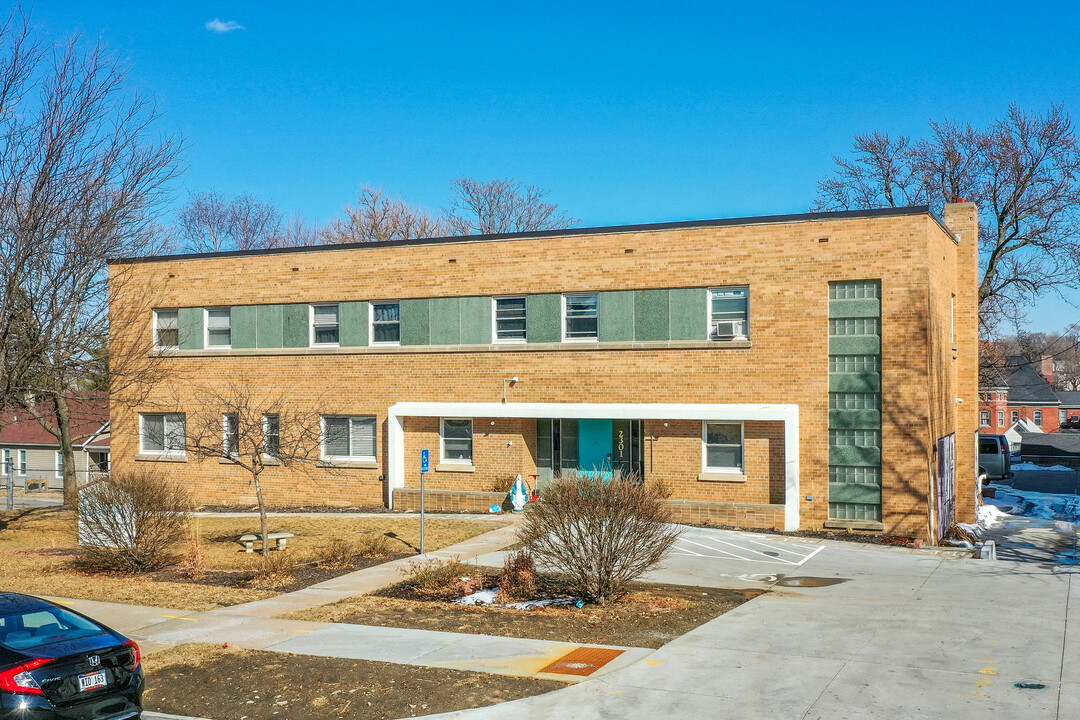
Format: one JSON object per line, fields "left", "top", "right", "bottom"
{"left": 980, "top": 355, "right": 1080, "bottom": 434}
{"left": 108, "top": 203, "right": 979, "bottom": 540}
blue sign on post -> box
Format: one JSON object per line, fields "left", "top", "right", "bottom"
{"left": 420, "top": 449, "right": 430, "bottom": 473}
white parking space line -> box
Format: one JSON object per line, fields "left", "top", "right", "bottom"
{"left": 673, "top": 533, "right": 825, "bottom": 566}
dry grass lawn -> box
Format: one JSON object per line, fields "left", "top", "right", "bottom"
{"left": 0, "top": 508, "right": 508, "bottom": 611}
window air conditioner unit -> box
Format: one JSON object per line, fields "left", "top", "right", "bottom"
{"left": 713, "top": 320, "right": 745, "bottom": 339}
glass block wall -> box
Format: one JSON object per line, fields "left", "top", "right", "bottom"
{"left": 827, "top": 280, "right": 883, "bottom": 522}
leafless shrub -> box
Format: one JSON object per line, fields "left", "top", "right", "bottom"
{"left": 77, "top": 470, "right": 190, "bottom": 572}
{"left": 402, "top": 558, "right": 478, "bottom": 600}
{"left": 495, "top": 550, "right": 536, "bottom": 603}
{"left": 490, "top": 475, "right": 518, "bottom": 493}
{"left": 184, "top": 521, "right": 207, "bottom": 580}
{"left": 248, "top": 551, "right": 295, "bottom": 589}
{"left": 356, "top": 532, "right": 393, "bottom": 558}
{"left": 518, "top": 472, "right": 681, "bottom": 604}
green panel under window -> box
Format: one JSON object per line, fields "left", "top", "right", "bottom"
{"left": 339, "top": 301, "right": 368, "bottom": 347}
{"left": 231, "top": 305, "right": 257, "bottom": 349}
{"left": 829, "top": 336, "right": 882, "bottom": 355}
{"left": 526, "top": 294, "right": 561, "bottom": 343}
{"left": 829, "top": 298, "right": 881, "bottom": 319}
{"left": 401, "top": 299, "right": 430, "bottom": 345}
{"left": 178, "top": 307, "right": 203, "bottom": 350}
{"left": 829, "top": 372, "right": 882, "bottom": 393}
{"left": 460, "top": 296, "right": 492, "bottom": 345}
{"left": 281, "top": 303, "right": 308, "bottom": 348}
{"left": 829, "top": 409, "right": 882, "bottom": 430}
{"left": 829, "top": 446, "right": 882, "bottom": 467}
{"left": 429, "top": 297, "right": 461, "bottom": 345}
{"left": 598, "top": 291, "right": 634, "bottom": 342}
{"left": 827, "top": 482, "right": 882, "bottom": 505}
{"left": 669, "top": 287, "right": 708, "bottom": 341}
{"left": 256, "top": 305, "right": 283, "bottom": 348}
{"left": 634, "top": 289, "right": 670, "bottom": 342}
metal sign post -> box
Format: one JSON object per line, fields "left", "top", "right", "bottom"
{"left": 420, "top": 449, "right": 430, "bottom": 555}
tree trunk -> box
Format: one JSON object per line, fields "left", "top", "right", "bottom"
{"left": 53, "top": 395, "right": 79, "bottom": 506}
{"left": 252, "top": 470, "right": 269, "bottom": 556}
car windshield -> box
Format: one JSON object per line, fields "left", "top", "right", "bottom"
{"left": 0, "top": 606, "right": 106, "bottom": 650}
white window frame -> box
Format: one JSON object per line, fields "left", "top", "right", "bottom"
{"left": 561, "top": 293, "right": 599, "bottom": 343}
{"left": 139, "top": 413, "right": 187, "bottom": 457}
{"left": 998, "top": 410, "right": 1005, "bottom": 427}
{"left": 440, "top": 418, "right": 474, "bottom": 465}
{"left": 320, "top": 415, "right": 377, "bottom": 462}
{"left": 2, "top": 449, "right": 10, "bottom": 474}
{"left": 707, "top": 286, "right": 750, "bottom": 341}
{"left": 263, "top": 414, "right": 280, "bottom": 460}
{"left": 702, "top": 420, "right": 744, "bottom": 472}
{"left": 1034, "top": 410, "right": 1043, "bottom": 426}
{"left": 223, "top": 413, "right": 239, "bottom": 458}
{"left": 369, "top": 301, "right": 401, "bottom": 347}
{"left": 979, "top": 410, "right": 991, "bottom": 428}
{"left": 1011, "top": 410, "right": 1019, "bottom": 424}
{"left": 18, "top": 449, "right": 26, "bottom": 476}
{"left": 1062, "top": 409, "right": 1068, "bottom": 425}
{"left": 492, "top": 296, "right": 528, "bottom": 344}
{"left": 309, "top": 303, "right": 341, "bottom": 347}
{"left": 204, "top": 307, "right": 232, "bottom": 349}
{"left": 55, "top": 451, "right": 64, "bottom": 479}
{"left": 153, "top": 308, "right": 180, "bottom": 350}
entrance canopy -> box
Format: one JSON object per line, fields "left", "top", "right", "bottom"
{"left": 387, "top": 402, "right": 800, "bottom": 530}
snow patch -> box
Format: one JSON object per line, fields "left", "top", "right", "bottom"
{"left": 1012, "top": 462, "right": 1074, "bottom": 473}
{"left": 986, "top": 483, "right": 1080, "bottom": 522}
{"left": 453, "top": 588, "right": 581, "bottom": 610}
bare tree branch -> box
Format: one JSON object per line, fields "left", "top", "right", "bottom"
{"left": 444, "top": 177, "right": 578, "bottom": 235}
{"left": 322, "top": 185, "right": 445, "bottom": 243}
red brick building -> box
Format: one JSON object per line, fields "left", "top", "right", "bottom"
{"left": 980, "top": 356, "right": 1079, "bottom": 433}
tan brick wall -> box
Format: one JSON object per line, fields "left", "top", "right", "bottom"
{"left": 402, "top": 417, "right": 536, "bottom": 492}
{"left": 109, "top": 210, "right": 977, "bottom": 539}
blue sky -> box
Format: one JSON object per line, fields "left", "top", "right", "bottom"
{"left": 27, "top": 1, "right": 1080, "bottom": 332}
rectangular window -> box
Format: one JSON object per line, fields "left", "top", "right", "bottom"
{"left": 154, "top": 309, "right": 179, "bottom": 349}
{"left": 205, "top": 308, "right": 232, "bottom": 348}
{"left": 703, "top": 421, "right": 743, "bottom": 471}
{"left": 2, "top": 449, "right": 9, "bottom": 474}
{"left": 322, "top": 416, "right": 377, "bottom": 461}
{"left": 223, "top": 413, "right": 239, "bottom": 458}
{"left": 709, "top": 287, "right": 749, "bottom": 340}
{"left": 1011, "top": 409, "right": 1019, "bottom": 424}
{"left": 310, "top": 303, "right": 340, "bottom": 346}
{"left": 829, "top": 393, "right": 881, "bottom": 410}
{"left": 370, "top": 302, "right": 401, "bottom": 345}
{"left": 998, "top": 410, "right": 1005, "bottom": 427}
{"left": 494, "top": 296, "right": 528, "bottom": 342}
{"left": 263, "top": 414, "right": 280, "bottom": 459}
{"left": 1034, "top": 410, "right": 1043, "bottom": 425}
{"left": 980, "top": 410, "right": 991, "bottom": 428}
{"left": 140, "top": 413, "right": 186, "bottom": 456}
{"left": 829, "top": 429, "right": 880, "bottom": 447}
{"left": 441, "top": 418, "right": 474, "bottom": 464}
{"left": 829, "top": 280, "right": 880, "bottom": 299}
{"left": 828, "top": 318, "right": 880, "bottom": 336}
{"left": 563, "top": 293, "right": 599, "bottom": 341}
{"left": 18, "top": 449, "right": 25, "bottom": 475}
{"left": 1062, "top": 410, "right": 1068, "bottom": 425}
{"left": 829, "top": 355, "right": 880, "bottom": 373}
{"left": 55, "top": 451, "right": 63, "bottom": 479}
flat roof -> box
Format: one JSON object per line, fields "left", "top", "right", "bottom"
{"left": 110, "top": 204, "right": 944, "bottom": 265}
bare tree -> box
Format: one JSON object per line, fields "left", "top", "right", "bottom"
{"left": 814, "top": 104, "right": 1080, "bottom": 328}
{"left": 323, "top": 185, "right": 445, "bottom": 243}
{"left": 0, "top": 13, "right": 181, "bottom": 503}
{"left": 183, "top": 383, "right": 324, "bottom": 555}
{"left": 445, "top": 177, "right": 578, "bottom": 235}
{"left": 177, "top": 190, "right": 284, "bottom": 252}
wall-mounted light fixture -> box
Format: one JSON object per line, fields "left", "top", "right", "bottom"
{"left": 502, "top": 376, "right": 519, "bottom": 404}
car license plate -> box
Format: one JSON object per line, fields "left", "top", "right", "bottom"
{"left": 78, "top": 670, "right": 107, "bottom": 691}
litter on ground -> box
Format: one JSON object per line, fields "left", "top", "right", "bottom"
{"left": 453, "top": 588, "right": 582, "bottom": 610}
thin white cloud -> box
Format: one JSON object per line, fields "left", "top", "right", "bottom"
{"left": 205, "top": 18, "right": 244, "bottom": 34}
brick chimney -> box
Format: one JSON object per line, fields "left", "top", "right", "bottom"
{"left": 1041, "top": 355, "right": 1055, "bottom": 385}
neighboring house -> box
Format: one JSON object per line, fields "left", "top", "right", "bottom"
{"left": 0, "top": 395, "right": 110, "bottom": 491}
{"left": 1014, "top": 429, "right": 1080, "bottom": 468}
{"left": 108, "top": 203, "right": 980, "bottom": 540}
{"left": 979, "top": 356, "right": 1079, "bottom": 434}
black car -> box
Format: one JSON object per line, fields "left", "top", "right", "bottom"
{"left": 0, "top": 593, "right": 142, "bottom": 719}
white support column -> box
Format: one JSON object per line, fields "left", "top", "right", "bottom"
{"left": 386, "top": 413, "right": 406, "bottom": 509}
{"left": 783, "top": 406, "right": 800, "bottom": 531}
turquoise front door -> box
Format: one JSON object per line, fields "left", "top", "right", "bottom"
{"left": 578, "top": 419, "right": 614, "bottom": 478}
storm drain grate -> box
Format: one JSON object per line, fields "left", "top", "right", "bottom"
{"left": 539, "top": 647, "right": 625, "bottom": 676}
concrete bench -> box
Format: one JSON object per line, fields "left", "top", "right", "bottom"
{"left": 237, "top": 532, "right": 294, "bottom": 553}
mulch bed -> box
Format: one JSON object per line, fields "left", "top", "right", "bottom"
{"left": 195, "top": 504, "right": 393, "bottom": 514}
{"left": 325, "top": 575, "right": 759, "bottom": 649}
{"left": 144, "top": 645, "right": 565, "bottom": 720}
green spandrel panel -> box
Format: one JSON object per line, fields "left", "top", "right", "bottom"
{"left": 669, "top": 287, "right": 708, "bottom": 341}
{"left": 340, "top": 301, "right": 368, "bottom": 347}
{"left": 429, "top": 297, "right": 461, "bottom": 345}
{"left": 829, "top": 446, "right": 882, "bottom": 467}
{"left": 401, "top": 299, "right": 430, "bottom": 345}
{"left": 230, "top": 306, "right": 257, "bottom": 349}
{"left": 634, "top": 289, "right": 670, "bottom": 342}
{"left": 829, "top": 372, "right": 882, "bottom": 393}
{"left": 828, "top": 298, "right": 881, "bottom": 319}
{"left": 256, "top": 305, "right": 283, "bottom": 348}
{"left": 829, "top": 409, "right": 882, "bottom": 430}
{"left": 829, "top": 336, "right": 882, "bottom": 355}
{"left": 828, "top": 482, "right": 882, "bottom": 505}
{"left": 460, "top": 296, "right": 492, "bottom": 345}
{"left": 598, "top": 291, "right": 633, "bottom": 342}
{"left": 526, "top": 294, "right": 561, "bottom": 343}
{"left": 281, "top": 303, "right": 309, "bottom": 348}
{"left": 178, "top": 307, "right": 203, "bottom": 350}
